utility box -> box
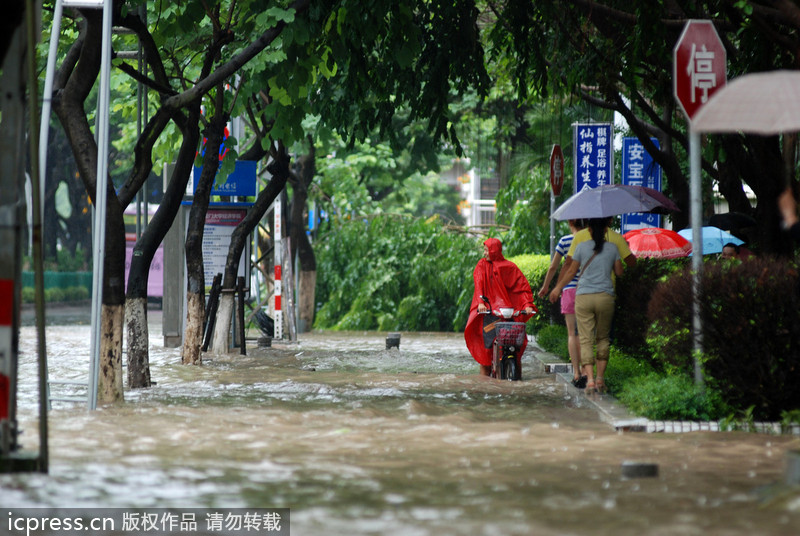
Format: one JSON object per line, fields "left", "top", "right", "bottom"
{"left": 162, "top": 204, "right": 187, "bottom": 348}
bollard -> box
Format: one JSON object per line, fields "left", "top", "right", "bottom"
{"left": 386, "top": 332, "right": 401, "bottom": 350}
{"left": 785, "top": 450, "right": 800, "bottom": 486}
{"left": 621, "top": 461, "right": 659, "bottom": 479}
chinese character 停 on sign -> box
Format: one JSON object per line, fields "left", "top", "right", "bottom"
{"left": 687, "top": 43, "right": 717, "bottom": 105}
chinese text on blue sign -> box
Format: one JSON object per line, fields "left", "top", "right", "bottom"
{"left": 572, "top": 123, "right": 613, "bottom": 193}
{"left": 621, "top": 137, "right": 662, "bottom": 233}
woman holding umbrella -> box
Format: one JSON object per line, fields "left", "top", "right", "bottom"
{"left": 549, "top": 218, "right": 624, "bottom": 394}
{"left": 538, "top": 219, "right": 587, "bottom": 388}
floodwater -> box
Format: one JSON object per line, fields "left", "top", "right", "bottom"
{"left": 5, "top": 310, "right": 800, "bottom": 535}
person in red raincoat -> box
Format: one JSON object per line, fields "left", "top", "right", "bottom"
{"left": 464, "top": 238, "right": 536, "bottom": 376}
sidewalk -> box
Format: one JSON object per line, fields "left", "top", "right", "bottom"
{"left": 20, "top": 301, "right": 92, "bottom": 327}
{"left": 527, "top": 336, "right": 800, "bottom": 436}
{"left": 527, "top": 336, "right": 645, "bottom": 431}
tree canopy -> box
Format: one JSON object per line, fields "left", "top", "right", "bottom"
{"left": 482, "top": 1, "right": 800, "bottom": 254}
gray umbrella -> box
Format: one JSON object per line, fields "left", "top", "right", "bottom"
{"left": 551, "top": 184, "right": 679, "bottom": 221}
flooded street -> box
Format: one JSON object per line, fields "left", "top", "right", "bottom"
{"left": 5, "top": 311, "right": 800, "bottom": 535}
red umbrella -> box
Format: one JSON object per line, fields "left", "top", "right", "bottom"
{"left": 623, "top": 227, "right": 692, "bottom": 259}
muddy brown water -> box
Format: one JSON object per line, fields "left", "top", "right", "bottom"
{"left": 5, "top": 314, "right": 800, "bottom": 535}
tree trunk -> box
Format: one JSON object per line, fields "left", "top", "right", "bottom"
{"left": 50, "top": 8, "right": 127, "bottom": 403}
{"left": 289, "top": 145, "right": 317, "bottom": 332}
{"left": 183, "top": 291, "right": 205, "bottom": 364}
{"left": 210, "top": 292, "right": 235, "bottom": 354}
{"left": 126, "top": 106, "right": 200, "bottom": 384}
{"left": 124, "top": 297, "right": 150, "bottom": 386}
{"left": 181, "top": 101, "right": 227, "bottom": 364}
{"left": 98, "top": 303, "right": 124, "bottom": 404}
{"left": 96, "top": 196, "right": 127, "bottom": 404}
{"left": 297, "top": 269, "right": 316, "bottom": 332}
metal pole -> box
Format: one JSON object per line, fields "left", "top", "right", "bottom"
{"left": 689, "top": 128, "right": 704, "bottom": 387}
{"left": 37, "top": 0, "right": 63, "bottom": 419}
{"left": 88, "top": 0, "right": 114, "bottom": 410}
{"left": 39, "top": 0, "right": 63, "bottom": 227}
{"left": 26, "top": 0, "right": 49, "bottom": 473}
{"left": 135, "top": 3, "right": 148, "bottom": 238}
{"left": 549, "top": 192, "right": 555, "bottom": 257}
{"left": 135, "top": 61, "right": 143, "bottom": 238}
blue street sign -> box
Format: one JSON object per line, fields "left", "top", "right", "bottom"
{"left": 193, "top": 160, "right": 257, "bottom": 197}
{"left": 621, "top": 137, "right": 663, "bottom": 233}
{"left": 572, "top": 122, "right": 614, "bottom": 192}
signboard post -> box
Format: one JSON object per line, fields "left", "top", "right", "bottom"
{"left": 674, "top": 19, "right": 726, "bottom": 386}
{"left": 549, "top": 144, "right": 565, "bottom": 255}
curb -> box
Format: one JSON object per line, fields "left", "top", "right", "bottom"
{"left": 527, "top": 337, "right": 800, "bottom": 436}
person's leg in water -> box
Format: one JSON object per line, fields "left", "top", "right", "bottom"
{"left": 592, "top": 292, "right": 615, "bottom": 393}
{"left": 561, "top": 288, "right": 585, "bottom": 387}
{"left": 575, "top": 293, "right": 597, "bottom": 393}
{"left": 565, "top": 313, "right": 585, "bottom": 387}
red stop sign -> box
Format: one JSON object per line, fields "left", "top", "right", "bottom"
{"left": 549, "top": 144, "right": 564, "bottom": 196}
{"left": 673, "top": 20, "right": 726, "bottom": 120}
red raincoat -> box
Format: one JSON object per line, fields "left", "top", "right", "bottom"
{"left": 464, "top": 238, "right": 536, "bottom": 367}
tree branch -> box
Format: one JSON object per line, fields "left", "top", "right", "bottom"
{"left": 163, "top": 0, "right": 312, "bottom": 111}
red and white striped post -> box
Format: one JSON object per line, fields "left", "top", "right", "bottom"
{"left": 273, "top": 192, "right": 283, "bottom": 339}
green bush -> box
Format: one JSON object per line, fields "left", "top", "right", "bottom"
{"left": 646, "top": 257, "right": 800, "bottom": 420}
{"left": 613, "top": 257, "right": 688, "bottom": 366}
{"left": 64, "top": 286, "right": 90, "bottom": 302}
{"left": 604, "top": 348, "right": 656, "bottom": 394}
{"left": 616, "top": 372, "right": 728, "bottom": 421}
{"left": 21, "top": 285, "right": 89, "bottom": 304}
{"left": 26, "top": 246, "right": 90, "bottom": 273}
{"left": 314, "top": 217, "right": 555, "bottom": 333}
{"left": 314, "top": 214, "right": 480, "bottom": 332}
{"left": 21, "top": 287, "right": 35, "bottom": 303}
{"left": 45, "top": 287, "right": 65, "bottom": 303}
{"left": 509, "top": 253, "right": 555, "bottom": 334}
{"left": 534, "top": 324, "right": 569, "bottom": 361}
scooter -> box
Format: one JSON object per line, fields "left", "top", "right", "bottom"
{"left": 480, "top": 298, "right": 527, "bottom": 381}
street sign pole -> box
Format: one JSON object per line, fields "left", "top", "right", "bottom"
{"left": 549, "top": 192, "right": 555, "bottom": 257}
{"left": 549, "top": 145, "right": 564, "bottom": 257}
{"left": 673, "top": 19, "right": 727, "bottom": 388}
{"left": 88, "top": 0, "right": 113, "bottom": 410}
{"left": 689, "top": 130, "right": 703, "bottom": 385}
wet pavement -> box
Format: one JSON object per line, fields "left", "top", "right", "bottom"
{"left": 4, "top": 306, "right": 800, "bottom": 535}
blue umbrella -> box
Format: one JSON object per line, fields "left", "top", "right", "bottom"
{"left": 677, "top": 226, "right": 744, "bottom": 255}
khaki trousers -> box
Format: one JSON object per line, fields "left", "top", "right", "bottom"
{"left": 574, "top": 292, "right": 615, "bottom": 367}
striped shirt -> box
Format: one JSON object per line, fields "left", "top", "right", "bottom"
{"left": 555, "top": 234, "right": 580, "bottom": 290}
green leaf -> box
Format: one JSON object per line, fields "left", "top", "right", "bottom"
{"left": 272, "top": 6, "right": 296, "bottom": 23}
